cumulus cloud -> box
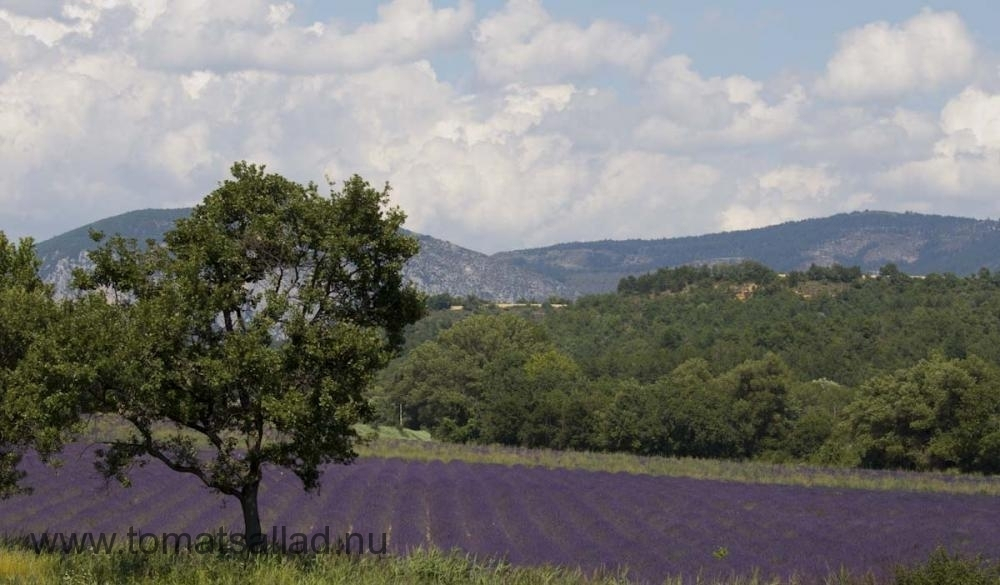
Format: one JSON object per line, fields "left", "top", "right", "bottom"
{"left": 0, "top": 2, "right": 997, "bottom": 253}
{"left": 0, "top": 0, "right": 479, "bottom": 239}
{"left": 720, "top": 165, "right": 854, "bottom": 231}
{"left": 474, "top": 0, "right": 667, "bottom": 84}
{"left": 635, "top": 55, "right": 806, "bottom": 149}
{"left": 0, "top": 49, "right": 220, "bottom": 222}
{"left": 938, "top": 87, "right": 1000, "bottom": 155}
{"left": 817, "top": 9, "right": 976, "bottom": 101}
{"left": 548, "top": 150, "right": 719, "bottom": 241}
{"left": 878, "top": 87, "right": 1000, "bottom": 204}
{"left": 1, "top": 0, "right": 474, "bottom": 73}
{"left": 791, "top": 106, "right": 940, "bottom": 165}
{"left": 142, "top": 0, "right": 474, "bottom": 73}
{"left": 0, "top": 7, "right": 85, "bottom": 46}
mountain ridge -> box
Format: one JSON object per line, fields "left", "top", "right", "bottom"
{"left": 31, "top": 209, "right": 1000, "bottom": 300}
{"left": 496, "top": 210, "right": 1000, "bottom": 294}
{"left": 32, "top": 208, "right": 574, "bottom": 301}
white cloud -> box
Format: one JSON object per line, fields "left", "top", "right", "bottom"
{"left": 0, "top": 6, "right": 90, "bottom": 45}
{"left": 461, "top": 83, "right": 576, "bottom": 145}
{"left": 183, "top": 0, "right": 471, "bottom": 73}
{"left": 878, "top": 87, "right": 1000, "bottom": 202}
{"left": 0, "top": 49, "right": 210, "bottom": 217}
{"left": 756, "top": 165, "right": 840, "bottom": 202}
{"left": 155, "top": 122, "right": 216, "bottom": 181}
{"left": 938, "top": 87, "right": 1000, "bottom": 155}
{"left": 635, "top": 55, "right": 805, "bottom": 148}
{"left": 791, "top": 106, "right": 940, "bottom": 165}
{"left": 817, "top": 9, "right": 976, "bottom": 101}
{"left": 474, "top": 0, "right": 667, "bottom": 84}
{"left": 720, "top": 165, "right": 848, "bottom": 231}
{"left": 2, "top": 2, "right": 999, "bottom": 253}
{"left": 0, "top": 16, "right": 47, "bottom": 74}
{"left": 2, "top": 0, "right": 475, "bottom": 73}
{"left": 266, "top": 2, "right": 294, "bottom": 28}
{"left": 374, "top": 80, "right": 588, "bottom": 245}
{"left": 180, "top": 70, "right": 215, "bottom": 99}
{"left": 550, "top": 150, "right": 719, "bottom": 241}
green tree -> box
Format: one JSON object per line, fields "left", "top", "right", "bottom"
{"left": 425, "top": 293, "right": 456, "bottom": 311}
{"left": 0, "top": 234, "right": 62, "bottom": 498}
{"left": 517, "top": 349, "right": 584, "bottom": 448}
{"left": 596, "top": 378, "right": 650, "bottom": 453}
{"left": 844, "top": 353, "right": 1000, "bottom": 472}
{"left": 783, "top": 379, "right": 856, "bottom": 461}
{"left": 388, "top": 313, "right": 569, "bottom": 444}
{"left": 659, "top": 358, "right": 742, "bottom": 458}
{"left": 21, "top": 163, "right": 424, "bottom": 548}
{"left": 719, "top": 353, "right": 793, "bottom": 457}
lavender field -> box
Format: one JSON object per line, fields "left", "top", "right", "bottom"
{"left": 1, "top": 444, "right": 998, "bottom": 584}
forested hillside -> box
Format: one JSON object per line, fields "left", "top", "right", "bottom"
{"left": 378, "top": 262, "right": 1000, "bottom": 473}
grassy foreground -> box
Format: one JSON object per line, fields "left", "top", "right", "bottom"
{"left": 0, "top": 546, "right": 997, "bottom": 585}
{"left": 358, "top": 438, "right": 1000, "bottom": 497}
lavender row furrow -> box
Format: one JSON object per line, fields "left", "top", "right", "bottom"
{"left": 1, "top": 447, "right": 998, "bottom": 584}
{"left": 446, "top": 461, "right": 519, "bottom": 557}
{"left": 385, "top": 464, "right": 430, "bottom": 552}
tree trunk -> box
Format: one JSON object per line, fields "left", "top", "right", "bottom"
{"left": 239, "top": 481, "right": 265, "bottom": 553}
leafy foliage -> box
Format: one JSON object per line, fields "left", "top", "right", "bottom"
{"left": 844, "top": 354, "right": 1000, "bottom": 472}
{"left": 17, "top": 162, "right": 424, "bottom": 543}
{"left": 894, "top": 548, "right": 1000, "bottom": 585}
{"left": 0, "top": 234, "right": 62, "bottom": 498}
{"left": 385, "top": 313, "right": 582, "bottom": 446}
{"left": 382, "top": 261, "right": 1000, "bottom": 472}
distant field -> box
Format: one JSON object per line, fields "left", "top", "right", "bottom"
{"left": 0, "top": 442, "right": 997, "bottom": 583}
{"left": 355, "top": 424, "right": 434, "bottom": 442}
{"left": 360, "top": 438, "right": 1000, "bottom": 496}
{"left": 79, "top": 416, "right": 1000, "bottom": 495}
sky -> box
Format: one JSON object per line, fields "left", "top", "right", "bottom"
{"left": 1, "top": 1, "right": 999, "bottom": 253}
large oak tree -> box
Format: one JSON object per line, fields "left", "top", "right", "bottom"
{"left": 21, "top": 163, "right": 424, "bottom": 548}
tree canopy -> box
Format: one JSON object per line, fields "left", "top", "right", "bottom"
{"left": 842, "top": 354, "right": 1000, "bottom": 472}
{"left": 377, "top": 261, "right": 1000, "bottom": 473}
{"left": 17, "top": 162, "right": 424, "bottom": 547}
{"left": 0, "top": 234, "right": 61, "bottom": 498}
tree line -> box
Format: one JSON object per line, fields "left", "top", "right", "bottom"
{"left": 380, "top": 262, "right": 1000, "bottom": 473}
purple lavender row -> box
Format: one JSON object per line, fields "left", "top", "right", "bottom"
{"left": 0, "top": 447, "right": 997, "bottom": 583}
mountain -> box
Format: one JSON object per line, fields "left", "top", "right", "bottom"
{"left": 497, "top": 211, "right": 1000, "bottom": 294}
{"left": 403, "top": 232, "right": 574, "bottom": 300}
{"left": 36, "top": 208, "right": 191, "bottom": 296}
{"left": 33, "top": 208, "right": 573, "bottom": 301}
{"left": 32, "top": 209, "right": 1000, "bottom": 300}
